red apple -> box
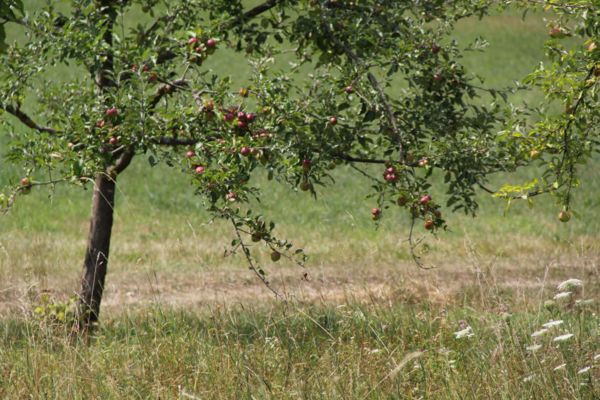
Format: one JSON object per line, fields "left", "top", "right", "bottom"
{"left": 549, "top": 26, "right": 563, "bottom": 38}
{"left": 246, "top": 112, "right": 256, "bottom": 122}
{"left": 96, "top": 120, "right": 106, "bottom": 128}
{"left": 329, "top": 116, "right": 338, "bottom": 126}
{"left": 420, "top": 195, "right": 432, "bottom": 206}
{"left": 384, "top": 173, "right": 397, "bottom": 182}
{"left": 186, "top": 150, "right": 195, "bottom": 158}
{"left": 418, "top": 158, "right": 428, "bottom": 167}
{"left": 424, "top": 219, "right": 434, "bottom": 230}
{"left": 431, "top": 43, "right": 441, "bottom": 54}
{"left": 237, "top": 111, "right": 247, "bottom": 120}
{"left": 226, "top": 191, "right": 237, "bottom": 201}
{"left": 302, "top": 159, "right": 311, "bottom": 171}
{"left": 141, "top": 64, "right": 150, "bottom": 72}
{"left": 240, "top": 146, "right": 251, "bottom": 156}
{"left": 224, "top": 113, "right": 235, "bottom": 122}
{"left": 20, "top": 177, "right": 31, "bottom": 187}
{"left": 105, "top": 107, "right": 118, "bottom": 117}
{"left": 237, "top": 120, "right": 248, "bottom": 129}
{"left": 206, "top": 38, "right": 217, "bottom": 48}
{"left": 195, "top": 166, "right": 205, "bottom": 174}
{"left": 344, "top": 85, "right": 354, "bottom": 94}
{"left": 371, "top": 207, "right": 381, "bottom": 220}
{"left": 109, "top": 137, "right": 118, "bottom": 145}
{"left": 188, "top": 37, "right": 199, "bottom": 45}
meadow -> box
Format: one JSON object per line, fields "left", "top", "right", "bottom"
{"left": 0, "top": 2, "right": 599, "bottom": 399}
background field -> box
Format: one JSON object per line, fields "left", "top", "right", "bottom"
{"left": 0, "top": 2, "right": 599, "bottom": 399}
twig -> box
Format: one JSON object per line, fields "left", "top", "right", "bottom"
{"left": 228, "top": 215, "right": 281, "bottom": 299}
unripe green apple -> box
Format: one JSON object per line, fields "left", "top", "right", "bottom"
{"left": 558, "top": 210, "right": 571, "bottom": 222}
{"left": 270, "top": 251, "right": 281, "bottom": 262}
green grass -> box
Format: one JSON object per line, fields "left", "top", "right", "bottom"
{"left": 1, "top": 3, "right": 600, "bottom": 399}
{"left": 1, "top": 296, "right": 598, "bottom": 399}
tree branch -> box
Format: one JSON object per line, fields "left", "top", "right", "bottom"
{"left": 320, "top": 22, "right": 405, "bottom": 163}
{"left": 113, "top": 148, "right": 135, "bottom": 174}
{"left": 242, "top": 0, "right": 279, "bottom": 20}
{"left": 220, "top": 0, "right": 281, "bottom": 30}
{"left": 333, "top": 153, "right": 386, "bottom": 164}
{"left": 1, "top": 104, "right": 59, "bottom": 134}
{"left": 148, "top": 78, "right": 189, "bottom": 110}
{"left": 154, "top": 137, "right": 200, "bottom": 146}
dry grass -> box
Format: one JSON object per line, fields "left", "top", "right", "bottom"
{"left": 2, "top": 225, "right": 599, "bottom": 317}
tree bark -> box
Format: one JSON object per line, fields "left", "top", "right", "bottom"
{"left": 76, "top": 0, "right": 120, "bottom": 330}
{"left": 78, "top": 173, "right": 117, "bottom": 327}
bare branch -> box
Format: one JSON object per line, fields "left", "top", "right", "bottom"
{"left": 1, "top": 104, "right": 59, "bottom": 134}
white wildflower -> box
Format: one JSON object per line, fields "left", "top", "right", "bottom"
{"left": 531, "top": 328, "right": 549, "bottom": 338}
{"left": 523, "top": 374, "right": 536, "bottom": 382}
{"left": 553, "top": 363, "right": 566, "bottom": 371}
{"left": 552, "top": 333, "right": 574, "bottom": 343}
{"left": 557, "top": 278, "right": 583, "bottom": 292}
{"left": 454, "top": 326, "right": 474, "bottom": 339}
{"left": 575, "top": 299, "right": 594, "bottom": 307}
{"left": 577, "top": 366, "right": 592, "bottom": 375}
{"left": 553, "top": 291, "right": 572, "bottom": 301}
{"left": 542, "top": 320, "right": 564, "bottom": 329}
{"left": 526, "top": 344, "right": 542, "bottom": 352}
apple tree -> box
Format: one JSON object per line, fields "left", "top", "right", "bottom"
{"left": 1, "top": 0, "right": 595, "bottom": 328}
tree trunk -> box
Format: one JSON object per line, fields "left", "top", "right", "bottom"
{"left": 78, "top": 173, "right": 117, "bottom": 327}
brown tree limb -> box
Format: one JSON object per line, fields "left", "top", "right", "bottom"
{"left": 320, "top": 23, "right": 406, "bottom": 163}
{"left": 220, "top": 0, "right": 282, "bottom": 30}
{"left": 113, "top": 148, "right": 135, "bottom": 174}
{"left": 155, "top": 137, "right": 200, "bottom": 146}
{"left": 148, "top": 78, "right": 189, "bottom": 110}
{"left": 242, "top": 0, "right": 279, "bottom": 21}
{"left": 1, "top": 104, "right": 59, "bottom": 134}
